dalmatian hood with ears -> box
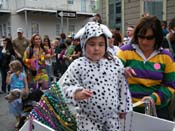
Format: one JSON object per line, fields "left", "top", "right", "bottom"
{"left": 74, "top": 22, "right": 112, "bottom": 55}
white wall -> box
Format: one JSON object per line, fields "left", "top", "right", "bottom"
{"left": 10, "top": 13, "right": 90, "bottom": 40}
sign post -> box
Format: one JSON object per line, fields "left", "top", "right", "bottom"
{"left": 58, "top": 11, "right": 64, "bottom": 33}
{"left": 56, "top": 10, "right": 77, "bottom": 33}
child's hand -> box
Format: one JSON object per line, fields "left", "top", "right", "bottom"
{"left": 74, "top": 89, "right": 93, "bottom": 100}
{"left": 124, "top": 67, "right": 136, "bottom": 78}
{"left": 7, "top": 71, "right": 12, "bottom": 76}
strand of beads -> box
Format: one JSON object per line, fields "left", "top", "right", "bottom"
{"left": 42, "top": 95, "right": 73, "bottom": 131}
{"left": 49, "top": 83, "right": 76, "bottom": 125}
{"left": 41, "top": 95, "right": 68, "bottom": 131}
{"left": 29, "top": 82, "right": 77, "bottom": 131}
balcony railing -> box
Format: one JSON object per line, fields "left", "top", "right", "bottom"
{"left": 15, "top": 0, "right": 92, "bottom": 13}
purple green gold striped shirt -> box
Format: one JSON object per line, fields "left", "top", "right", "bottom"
{"left": 117, "top": 44, "right": 175, "bottom": 109}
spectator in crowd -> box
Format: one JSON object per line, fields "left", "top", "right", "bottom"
{"left": 23, "top": 34, "right": 48, "bottom": 91}
{"left": 0, "top": 36, "right": 5, "bottom": 47}
{"left": 42, "top": 37, "right": 54, "bottom": 87}
{"left": 0, "top": 37, "right": 15, "bottom": 93}
{"left": 142, "top": 12, "right": 150, "bottom": 17}
{"left": 123, "top": 25, "right": 134, "bottom": 45}
{"left": 57, "top": 43, "right": 67, "bottom": 76}
{"left": 69, "top": 38, "right": 82, "bottom": 61}
{"left": 117, "top": 16, "right": 175, "bottom": 121}
{"left": 113, "top": 28, "right": 123, "bottom": 46}
{"left": 93, "top": 13, "right": 102, "bottom": 24}
{"left": 161, "top": 20, "right": 169, "bottom": 37}
{"left": 162, "top": 17, "right": 175, "bottom": 59}
{"left": 60, "top": 33, "right": 66, "bottom": 45}
{"left": 5, "top": 60, "right": 28, "bottom": 129}
{"left": 107, "top": 35, "right": 120, "bottom": 56}
{"left": 63, "top": 39, "right": 75, "bottom": 68}
{"left": 51, "top": 39, "right": 60, "bottom": 77}
{"left": 12, "top": 28, "right": 30, "bottom": 62}
{"left": 61, "top": 21, "right": 132, "bottom": 131}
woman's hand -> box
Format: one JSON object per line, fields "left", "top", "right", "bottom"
{"left": 124, "top": 67, "right": 136, "bottom": 78}
{"left": 141, "top": 96, "right": 154, "bottom": 104}
{"left": 74, "top": 89, "right": 93, "bottom": 100}
{"left": 30, "top": 59, "right": 37, "bottom": 69}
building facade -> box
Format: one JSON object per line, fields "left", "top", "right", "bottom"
{"left": 98, "top": 0, "right": 175, "bottom": 36}
{"left": 0, "top": 0, "right": 96, "bottom": 40}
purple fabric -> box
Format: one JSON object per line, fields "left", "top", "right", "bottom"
{"left": 120, "top": 44, "right": 134, "bottom": 51}
{"left": 163, "top": 81, "right": 175, "bottom": 88}
{"left": 157, "top": 90, "right": 166, "bottom": 102}
{"left": 131, "top": 92, "right": 150, "bottom": 98}
{"left": 134, "top": 69, "right": 163, "bottom": 80}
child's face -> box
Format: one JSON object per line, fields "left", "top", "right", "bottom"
{"left": 85, "top": 36, "right": 106, "bottom": 61}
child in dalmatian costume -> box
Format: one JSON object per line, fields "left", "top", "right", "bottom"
{"left": 61, "top": 22, "right": 132, "bottom": 131}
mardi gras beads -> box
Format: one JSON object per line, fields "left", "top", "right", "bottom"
{"left": 30, "top": 82, "right": 77, "bottom": 131}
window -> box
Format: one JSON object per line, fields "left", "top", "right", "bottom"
{"left": 67, "top": 0, "right": 74, "bottom": 4}
{"left": 3, "top": 24, "right": 6, "bottom": 37}
{"left": 144, "top": 0, "right": 163, "bottom": 20}
{"left": 0, "top": 25, "right": 2, "bottom": 37}
{"left": 108, "top": 0, "right": 122, "bottom": 29}
{"left": 81, "top": 0, "right": 86, "bottom": 12}
{"left": 56, "top": 24, "right": 60, "bottom": 36}
{"left": 7, "top": 22, "right": 11, "bottom": 37}
{"left": 31, "top": 23, "right": 39, "bottom": 35}
{"left": 69, "top": 25, "right": 75, "bottom": 33}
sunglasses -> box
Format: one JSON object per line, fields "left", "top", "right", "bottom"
{"left": 137, "top": 34, "right": 155, "bottom": 40}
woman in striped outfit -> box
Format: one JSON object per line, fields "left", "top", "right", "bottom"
{"left": 117, "top": 16, "right": 175, "bottom": 121}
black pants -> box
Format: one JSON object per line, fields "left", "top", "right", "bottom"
{"left": 0, "top": 65, "right": 8, "bottom": 92}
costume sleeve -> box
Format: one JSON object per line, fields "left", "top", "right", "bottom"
{"left": 116, "top": 49, "right": 127, "bottom": 66}
{"left": 61, "top": 61, "right": 83, "bottom": 105}
{"left": 23, "top": 47, "right": 32, "bottom": 69}
{"left": 116, "top": 59, "right": 132, "bottom": 113}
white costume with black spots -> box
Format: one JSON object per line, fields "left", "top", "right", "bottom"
{"left": 61, "top": 21, "right": 132, "bottom": 131}
{"left": 62, "top": 56, "right": 132, "bottom": 131}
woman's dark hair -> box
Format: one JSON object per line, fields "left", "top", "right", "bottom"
{"left": 43, "top": 37, "right": 51, "bottom": 49}
{"left": 131, "top": 16, "right": 163, "bottom": 50}
{"left": 111, "top": 30, "right": 122, "bottom": 46}
{"left": 168, "top": 17, "right": 175, "bottom": 30}
{"left": 4, "top": 37, "right": 15, "bottom": 55}
{"left": 60, "top": 33, "right": 66, "bottom": 39}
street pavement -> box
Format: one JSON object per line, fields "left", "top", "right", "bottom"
{"left": 0, "top": 93, "right": 16, "bottom": 131}
{"left": 0, "top": 73, "right": 16, "bottom": 131}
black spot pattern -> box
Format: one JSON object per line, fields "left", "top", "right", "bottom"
{"left": 62, "top": 57, "right": 132, "bottom": 131}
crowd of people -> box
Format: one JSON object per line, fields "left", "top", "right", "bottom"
{"left": 0, "top": 14, "right": 175, "bottom": 130}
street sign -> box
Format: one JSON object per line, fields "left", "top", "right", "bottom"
{"left": 57, "top": 10, "right": 77, "bottom": 18}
